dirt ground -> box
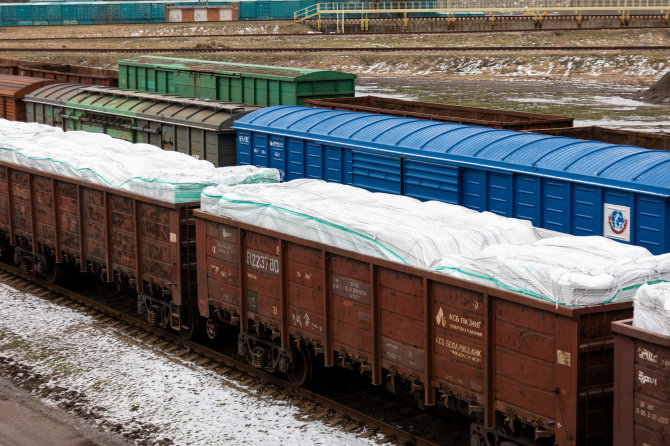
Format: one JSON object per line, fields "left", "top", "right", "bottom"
{"left": 0, "top": 372, "right": 129, "bottom": 446}
{"left": 643, "top": 70, "right": 670, "bottom": 104}
{"left": 0, "top": 22, "right": 668, "bottom": 86}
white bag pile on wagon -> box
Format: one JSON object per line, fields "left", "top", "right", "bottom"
{"left": 633, "top": 282, "right": 670, "bottom": 336}
{"left": 434, "top": 237, "right": 670, "bottom": 307}
{"left": 201, "top": 178, "right": 540, "bottom": 267}
{"left": 201, "top": 179, "right": 670, "bottom": 307}
{"left": 0, "top": 119, "right": 280, "bottom": 203}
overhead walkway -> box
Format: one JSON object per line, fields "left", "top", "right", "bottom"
{"left": 295, "top": 0, "right": 670, "bottom": 21}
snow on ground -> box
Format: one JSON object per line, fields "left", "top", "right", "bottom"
{"left": 337, "top": 55, "right": 666, "bottom": 83}
{"left": 509, "top": 95, "right": 656, "bottom": 108}
{"left": 355, "top": 84, "right": 417, "bottom": 100}
{"left": 573, "top": 119, "right": 670, "bottom": 132}
{"left": 0, "top": 283, "right": 384, "bottom": 446}
{"left": 128, "top": 25, "right": 280, "bottom": 37}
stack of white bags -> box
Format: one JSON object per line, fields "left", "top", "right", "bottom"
{"left": 0, "top": 119, "right": 280, "bottom": 203}
{"left": 202, "top": 179, "right": 670, "bottom": 308}
{"left": 633, "top": 282, "right": 670, "bottom": 336}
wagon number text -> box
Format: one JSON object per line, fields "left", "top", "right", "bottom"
{"left": 246, "top": 250, "right": 280, "bottom": 276}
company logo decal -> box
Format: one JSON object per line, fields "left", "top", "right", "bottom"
{"left": 603, "top": 203, "right": 631, "bottom": 242}
{"left": 608, "top": 209, "right": 628, "bottom": 235}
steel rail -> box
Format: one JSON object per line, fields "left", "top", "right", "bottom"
{"left": 0, "top": 45, "right": 667, "bottom": 53}
{"left": 0, "top": 17, "right": 668, "bottom": 41}
{"left": 0, "top": 261, "right": 439, "bottom": 446}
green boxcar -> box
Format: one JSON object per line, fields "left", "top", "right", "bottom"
{"left": 117, "top": 56, "right": 356, "bottom": 106}
{"left": 24, "top": 83, "right": 259, "bottom": 167}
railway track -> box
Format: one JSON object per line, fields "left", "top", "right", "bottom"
{"left": 0, "top": 45, "right": 667, "bottom": 53}
{"left": 0, "top": 262, "right": 469, "bottom": 446}
{"left": 0, "top": 14, "right": 667, "bottom": 39}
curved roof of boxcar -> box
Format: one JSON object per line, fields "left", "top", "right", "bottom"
{"left": 234, "top": 106, "right": 670, "bottom": 196}
{"left": 118, "top": 56, "right": 356, "bottom": 80}
{"left": 24, "top": 83, "right": 259, "bottom": 130}
{"left": 0, "top": 74, "right": 52, "bottom": 98}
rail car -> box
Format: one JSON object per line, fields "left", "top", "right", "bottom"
{"left": 537, "top": 125, "right": 670, "bottom": 151}
{"left": 0, "top": 119, "right": 282, "bottom": 341}
{"left": 305, "top": 97, "right": 670, "bottom": 150}
{"left": 23, "top": 83, "right": 259, "bottom": 166}
{"left": 0, "top": 58, "right": 118, "bottom": 87}
{"left": 1, "top": 117, "right": 669, "bottom": 446}
{"left": 0, "top": 154, "right": 201, "bottom": 337}
{"left": 304, "top": 96, "right": 574, "bottom": 131}
{"left": 613, "top": 318, "right": 670, "bottom": 445}
{"left": 117, "top": 56, "right": 356, "bottom": 107}
{"left": 234, "top": 105, "right": 670, "bottom": 254}
{"left": 194, "top": 203, "right": 634, "bottom": 446}
{"left": 0, "top": 74, "right": 53, "bottom": 121}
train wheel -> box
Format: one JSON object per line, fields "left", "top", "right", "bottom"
{"left": 179, "top": 303, "right": 200, "bottom": 341}
{"left": 42, "top": 262, "right": 61, "bottom": 284}
{"left": 286, "top": 347, "right": 313, "bottom": 387}
{"left": 205, "top": 318, "right": 218, "bottom": 340}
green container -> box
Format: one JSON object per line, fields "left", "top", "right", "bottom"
{"left": 24, "top": 83, "right": 259, "bottom": 167}
{"left": 117, "top": 56, "right": 356, "bottom": 106}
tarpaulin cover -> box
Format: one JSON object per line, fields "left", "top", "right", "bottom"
{"left": 0, "top": 119, "right": 280, "bottom": 203}
{"left": 202, "top": 179, "right": 670, "bottom": 307}
{"left": 633, "top": 282, "right": 670, "bottom": 336}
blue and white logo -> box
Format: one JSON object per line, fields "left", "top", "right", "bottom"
{"left": 603, "top": 204, "right": 631, "bottom": 242}
{"left": 608, "top": 210, "right": 627, "bottom": 235}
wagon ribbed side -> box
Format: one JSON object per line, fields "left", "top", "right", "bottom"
{"left": 195, "top": 208, "right": 632, "bottom": 445}
{"left": 613, "top": 319, "right": 670, "bottom": 446}
{"left": 0, "top": 161, "right": 198, "bottom": 335}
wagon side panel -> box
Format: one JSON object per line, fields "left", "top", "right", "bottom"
{"left": 109, "top": 194, "right": 136, "bottom": 277}
{"left": 244, "top": 231, "right": 281, "bottom": 329}
{"left": 379, "top": 267, "right": 425, "bottom": 380}
{"left": 138, "top": 201, "right": 174, "bottom": 292}
{"left": 32, "top": 175, "right": 56, "bottom": 251}
{"left": 493, "top": 299, "right": 559, "bottom": 424}
{"left": 56, "top": 181, "right": 80, "bottom": 258}
{"left": 286, "top": 242, "right": 326, "bottom": 345}
{"left": 576, "top": 308, "right": 633, "bottom": 444}
{"left": 432, "top": 281, "right": 486, "bottom": 403}
{"left": 0, "top": 166, "right": 9, "bottom": 234}
{"left": 199, "top": 220, "right": 241, "bottom": 316}
{"left": 10, "top": 169, "right": 33, "bottom": 245}
{"left": 330, "top": 254, "right": 373, "bottom": 362}
{"left": 612, "top": 319, "right": 670, "bottom": 446}
{"left": 81, "top": 187, "right": 106, "bottom": 267}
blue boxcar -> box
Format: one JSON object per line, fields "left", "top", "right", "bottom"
{"left": 234, "top": 106, "right": 670, "bottom": 254}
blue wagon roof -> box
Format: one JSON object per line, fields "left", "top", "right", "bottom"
{"left": 234, "top": 106, "right": 670, "bottom": 195}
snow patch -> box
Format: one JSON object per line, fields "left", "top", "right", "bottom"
{"left": 0, "top": 285, "right": 383, "bottom": 445}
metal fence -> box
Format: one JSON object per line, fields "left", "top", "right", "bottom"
{"left": 295, "top": 0, "right": 670, "bottom": 20}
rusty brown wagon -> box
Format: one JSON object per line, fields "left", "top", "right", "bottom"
{"left": 613, "top": 319, "right": 670, "bottom": 446}
{"left": 0, "top": 161, "right": 200, "bottom": 338}
{"left": 0, "top": 74, "right": 53, "bottom": 121}
{"left": 194, "top": 208, "right": 632, "bottom": 446}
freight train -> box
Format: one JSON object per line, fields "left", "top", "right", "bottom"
{"left": 234, "top": 105, "right": 670, "bottom": 255}
{"left": 1, "top": 117, "right": 669, "bottom": 446}
{"left": 0, "top": 0, "right": 338, "bottom": 26}
{"left": 2, "top": 54, "right": 669, "bottom": 253}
